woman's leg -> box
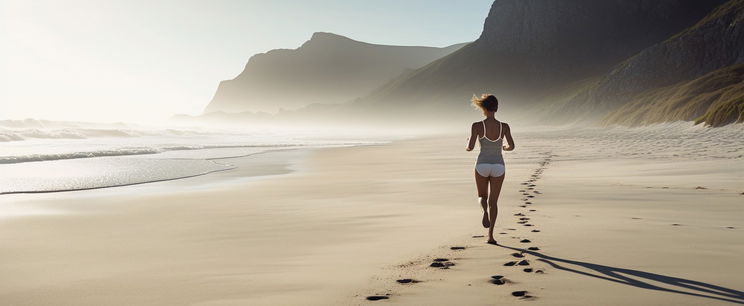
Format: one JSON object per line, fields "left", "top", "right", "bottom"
{"left": 475, "top": 169, "right": 490, "bottom": 228}
{"left": 487, "top": 174, "right": 505, "bottom": 243}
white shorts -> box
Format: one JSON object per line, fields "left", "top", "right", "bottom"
{"left": 475, "top": 163, "right": 505, "bottom": 178}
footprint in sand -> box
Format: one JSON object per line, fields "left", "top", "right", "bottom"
{"left": 517, "top": 260, "right": 529, "bottom": 266}
{"left": 529, "top": 209, "right": 537, "bottom": 212}
{"left": 519, "top": 217, "right": 530, "bottom": 220}
{"left": 519, "top": 205, "right": 527, "bottom": 208}
{"left": 511, "top": 291, "right": 528, "bottom": 297}
{"left": 450, "top": 246, "right": 466, "bottom": 250}
{"left": 523, "top": 268, "right": 533, "bottom": 273}
{"left": 531, "top": 230, "right": 540, "bottom": 232}
{"left": 472, "top": 235, "right": 485, "bottom": 238}
{"left": 430, "top": 258, "right": 455, "bottom": 269}
{"left": 517, "top": 221, "right": 527, "bottom": 224}
{"left": 511, "top": 252, "right": 525, "bottom": 258}
{"left": 430, "top": 261, "right": 455, "bottom": 268}
{"left": 726, "top": 226, "right": 735, "bottom": 229}
{"left": 396, "top": 278, "right": 421, "bottom": 284}
{"left": 366, "top": 295, "right": 389, "bottom": 301}
{"left": 671, "top": 223, "right": 681, "bottom": 226}
{"left": 632, "top": 217, "right": 642, "bottom": 220}
{"left": 524, "top": 224, "right": 533, "bottom": 227}
{"left": 525, "top": 201, "right": 532, "bottom": 204}
{"left": 527, "top": 247, "right": 540, "bottom": 251}
{"left": 514, "top": 213, "right": 525, "bottom": 216}
{"left": 520, "top": 239, "right": 531, "bottom": 243}
{"left": 490, "top": 275, "right": 507, "bottom": 285}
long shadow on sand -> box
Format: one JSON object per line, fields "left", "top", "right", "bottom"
{"left": 500, "top": 244, "right": 744, "bottom": 304}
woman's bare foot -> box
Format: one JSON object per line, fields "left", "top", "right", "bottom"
{"left": 482, "top": 211, "right": 490, "bottom": 228}
{"left": 487, "top": 239, "right": 498, "bottom": 245}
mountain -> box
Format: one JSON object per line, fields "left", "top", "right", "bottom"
{"left": 354, "top": 0, "right": 723, "bottom": 119}
{"left": 204, "top": 32, "right": 466, "bottom": 113}
{"left": 556, "top": 0, "right": 744, "bottom": 126}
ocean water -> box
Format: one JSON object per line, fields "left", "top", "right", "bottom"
{"left": 0, "top": 120, "right": 388, "bottom": 194}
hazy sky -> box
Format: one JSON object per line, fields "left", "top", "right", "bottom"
{"left": 2, "top": 0, "right": 492, "bottom": 123}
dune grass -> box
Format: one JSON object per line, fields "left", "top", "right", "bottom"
{"left": 603, "top": 63, "right": 744, "bottom": 127}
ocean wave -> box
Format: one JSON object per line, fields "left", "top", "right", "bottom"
{"left": 0, "top": 119, "right": 209, "bottom": 142}
{"left": 0, "top": 143, "right": 316, "bottom": 165}
{"left": 0, "top": 127, "right": 209, "bottom": 142}
{"left": 0, "top": 148, "right": 162, "bottom": 164}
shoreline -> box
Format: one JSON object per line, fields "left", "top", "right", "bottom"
{"left": 0, "top": 146, "right": 337, "bottom": 196}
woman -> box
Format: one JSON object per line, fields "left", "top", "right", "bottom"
{"left": 466, "top": 94, "right": 515, "bottom": 245}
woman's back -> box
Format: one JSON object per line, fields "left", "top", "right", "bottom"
{"left": 476, "top": 120, "right": 504, "bottom": 165}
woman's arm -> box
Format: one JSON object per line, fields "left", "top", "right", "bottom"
{"left": 466, "top": 122, "right": 478, "bottom": 151}
{"left": 502, "top": 123, "right": 515, "bottom": 151}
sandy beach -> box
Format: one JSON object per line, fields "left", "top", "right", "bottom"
{"left": 6, "top": 1, "right": 744, "bottom": 305}
{"left": 1, "top": 129, "right": 743, "bottom": 305}
{"left": 360, "top": 154, "right": 744, "bottom": 305}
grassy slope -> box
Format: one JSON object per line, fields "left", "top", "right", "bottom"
{"left": 603, "top": 63, "right": 744, "bottom": 127}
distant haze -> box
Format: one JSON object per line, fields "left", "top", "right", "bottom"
{"left": 1, "top": 0, "right": 492, "bottom": 123}
{"left": 205, "top": 33, "right": 466, "bottom": 113}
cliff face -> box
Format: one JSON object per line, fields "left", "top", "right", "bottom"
{"left": 359, "top": 0, "right": 723, "bottom": 116}
{"left": 204, "top": 32, "right": 465, "bottom": 113}
{"left": 558, "top": 0, "right": 744, "bottom": 126}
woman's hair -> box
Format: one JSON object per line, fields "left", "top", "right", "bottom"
{"left": 471, "top": 94, "right": 498, "bottom": 112}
